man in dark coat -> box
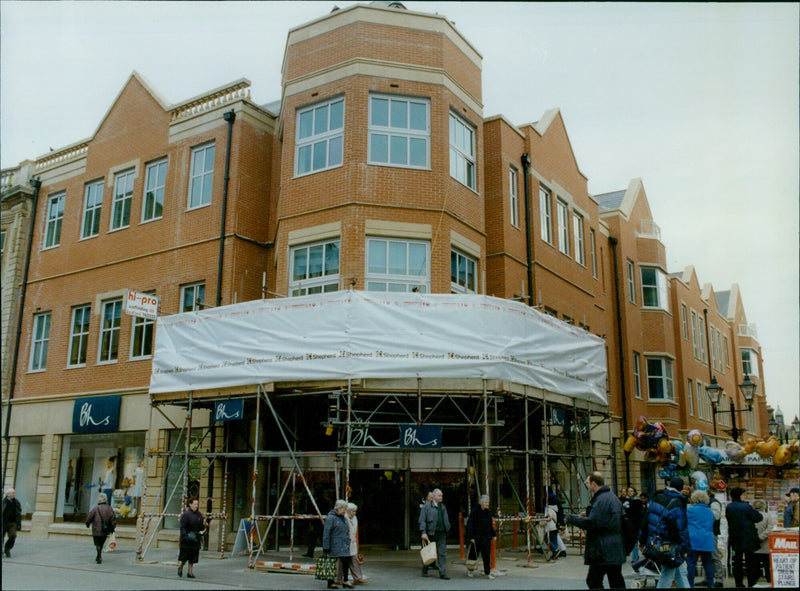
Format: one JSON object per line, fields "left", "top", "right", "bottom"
{"left": 565, "top": 471, "right": 626, "bottom": 589}
{"left": 2, "top": 488, "right": 23, "bottom": 558}
{"left": 419, "top": 488, "right": 451, "bottom": 579}
{"left": 725, "top": 487, "right": 763, "bottom": 588}
{"left": 639, "top": 477, "right": 690, "bottom": 588}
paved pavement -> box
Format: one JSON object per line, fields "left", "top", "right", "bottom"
{"left": 0, "top": 536, "right": 743, "bottom": 590}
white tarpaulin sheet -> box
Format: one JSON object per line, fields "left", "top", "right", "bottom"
{"left": 149, "top": 291, "right": 607, "bottom": 405}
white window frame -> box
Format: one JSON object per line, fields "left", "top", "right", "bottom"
{"left": 368, "top": 95, "right": 428, "bottom": 169}
{"left": 539, "top": 186, "right": 552, "bottom": 244}
{"left": 296, "top": 97, "right": 345, "bottom": 176}
{"left": 556, "top": 199, "right": 569, "bottom": 256}
{"left": 509, "top": 168, "right": 519, "bottom": 228}
{"left": 98, "top": 298, "right": 122, "bottom": 364}
{"left": 741, "top": 349, "right": 758, "bottom": 377}
{"left": 68, "top": 304, "right": 91, "bottom": 367}
{"left": 81, "top": 180, "right": 104, "bottom": 239}
{"left": 449, "top": 111, "right": 475, "bottom": 189}
{"left": 188, "top": 143, "right": 215, "bottom": 209}
{"left": 691, "top": 311, "right": 700, "bottom": 358}
{"left": 627, "top": 260, "right": 636, "bottom": 304}
{"left": 130, "top": 297, "right": 155, "bottom": 360}
{"left": 681, "top": 304, "right": 689, "bottom": 340}
{"left": 723, "top": 336, "right": 729, "bottom": 367}
{"left": 110, "top": 169, "right": 134, "bottom": 231}
{"left": 687, "top": 378, "right": 694, "bottom": 416}
{"left": 181, "top": 282, "right": 205, "bottom": 313}
{"left": 698, "top": 321, "right": 707, "bottom": 362}
{"left": 696, "top": 380, "right": 704, "bottom": 419}
{"left": 142, "top": 158, "right": 167, "bottom": 222}
{"left": 43, "top": 192, "right": 65, "bottom": 249}
{"left": 289, "top": 239, "right": 341, "bottom": 297}
{"left": 633, "top": 352, "right": 642, "bottom": 399}
{"left": 590, "top": 229, "right": 597, "bottom": 278}
{"left": 366, "top": 237, "right": 430, "bottom": 293}
{"left": 646, "top": 357, "right": 674, "bottom": 401}
{"left": 573, "top": 212, "right": 584, "bottom": 265}
{"left": 29, "top": 311, "right": 51, "bottom": 372}
{"left": 451, "top": 249, "right": 477, "bottom": 294}
{"left": 640, "top": 266, "right": 669, "bottom": 311}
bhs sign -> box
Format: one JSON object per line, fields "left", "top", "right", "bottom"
{"left": 72, "top": 395, "right": 121, "bottom": 433}
{"left": 214, "top": 399, "right": 244, "bottom": 422}
{"left": 399, "top": 425, "right": 442, "bottom": 448}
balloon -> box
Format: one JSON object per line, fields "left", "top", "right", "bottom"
{"left": 698, "top": 445, "right": 725, "bottom": 464}
{"left": 624, "top": 435, "right": 639, "bottom": 453}
{"left": 684, "top": 443, "right": 700, "bottom": 469}
{"left": 691, "top": 470, "right": 708, "bottom": 491}
{"left": 658, "top": 438, "right": 674, "bottom": 455}
{"left": 687, "top": 429, "right": 704, "bottom": 447}
{"left": 773, "top": 444, "right": 793, "bottom": 466}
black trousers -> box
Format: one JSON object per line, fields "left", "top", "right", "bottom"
{"left": 3, "top": 523, "right": 18, "bottom": 553}
{"left": 732, "top": 549, "right": 760, "bottom": 587}
{"left": 586, "top": 564, "right": 626, "bottom": 589}
{"left": 475, "top": 539, "right": 491, "bottom": 575}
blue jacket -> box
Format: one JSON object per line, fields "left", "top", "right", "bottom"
{"left": 565, "top": 485, "right": 626, "bottom": 566}
{"left": 322, "top": 509, "right": 351, "bottom": 558}
{"left": 726, "top": 500, "right": 763, "bottom": 553}
{"left": 687, "top": 502, "right": 715, "bottom": 552}
{"left": 640, "top": 488, "right": 690, "bottom": 559}
{"left": 784, "top": 499, "right": 798, "bottom": 528}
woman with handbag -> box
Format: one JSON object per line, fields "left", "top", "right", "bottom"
{"left": 85, "top": 492, "right": 116, "bottom": 564}
{"left": 178, "top": 497, "right": 208, "bottom": 579}
{"left": 466, "top": 494, "right": 496, "bottom": 579}
{"left": 341, "top": 502, "right": 367, "bottom": 584}
{"left": 322, "top": 499, "right": 353, "bottom": 589}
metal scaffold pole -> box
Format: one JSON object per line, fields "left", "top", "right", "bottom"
{"left": 248, "top": 387, "right": 262, "bottom": 568}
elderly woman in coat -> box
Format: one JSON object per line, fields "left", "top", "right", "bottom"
{"left": 337, "top": 502, "right": 366, "bottom": 584}
{"left": 565, "top": 471, "right": 626, "bottom": 590}
{"left": 322, "top": 499, "right": 353, "bottom": 589}
{"left": 753, "top": 498, "right": 777, "bottom": 584}
{"left": 85, "top": 492, "right": 116, "bottom": 564}
{"left": 686, "top": 489, "right": 715, "bottom": 588}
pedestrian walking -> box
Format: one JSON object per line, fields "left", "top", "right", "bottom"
{"left": 339, "top": 502, "right": 366, "bottom": 584}
{"left": 419, "top": 488, "right": 450, "bottom": 579}
{"left": 707, "top": 489, "right": 725, "bottom": 587}
{"left": 545, "top": 494, "right": 560, "bottom": 560}
{"left": 639, "top": 477, "right": 690, "bottom": 589}
{"left": 466, "top": 494, "right": 496, "bottom": 579}
{"left": 85, "top": 492, "right": 116, "bottom": 564}
{"left": 784, "top": 487, "right": 799, "bottom": 527}
{"left": 2, "top": 488, "right": 22, "bottom": 558}
{"left": 725, "top": 487, "right": 763, "bottom": 588}
{"left": 565, "top": 471, "right": 626, "bottom": 589}
{"left": 323, "top": 499, "right": 353, "bottom": 589}
{"left": 752, "top": 498, "right": 776, "bottom": 585}
{"left": 624, "top": 487, "right": 644, "bottom": 564}
{"left": 686, "top": 489, "right": 715, "bottom": 588}
{"left": 178, "top": 497, "right": 209, "bottom": 578}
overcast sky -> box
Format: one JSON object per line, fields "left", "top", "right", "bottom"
{"left": 2, "top": 1, "right": 798, "bottom": 423}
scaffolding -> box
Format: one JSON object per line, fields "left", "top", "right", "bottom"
{"left": 134, "top": 377, "right": 609, "bottom": 569}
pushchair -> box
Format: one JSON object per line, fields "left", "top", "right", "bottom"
{"left": 630, "top": 556, "right": 661, "bottom": 588}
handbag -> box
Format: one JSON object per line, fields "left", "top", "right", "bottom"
{"left": 184, "top": 530, "right": 200, "bottom": 548}
{"left": 315, "top": 554, "right": 337, "bottom": 580}
{"left": 420, "top": 539, "right": 438, "bottom": 565}
{"left": 357, "top": 552, "right": 365, "bottom": 565}
{"left": 465, "top": 541, "right": 479, "bottom": 571}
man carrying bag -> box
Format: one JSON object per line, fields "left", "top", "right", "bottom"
{"left": 639, "top": 477, "right": 690, "bottom": 588}
{"left": 419, "top": 488, "right": 450, "bottom": 579}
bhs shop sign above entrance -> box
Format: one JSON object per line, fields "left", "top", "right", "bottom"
{"left": 399, "top": 425, "right": 442, "bottom": 448}
{"left": 72, "top": 395, "right": 121, "bottom": 433}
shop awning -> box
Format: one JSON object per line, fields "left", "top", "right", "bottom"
{"left": 149, "top": 291, "right": 608, "bottom": 405}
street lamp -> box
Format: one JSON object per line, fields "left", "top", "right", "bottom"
{"left": 706, "top": 374, "right": 756, "bottom": 443}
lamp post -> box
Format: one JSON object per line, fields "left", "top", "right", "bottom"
{"left": 706, "top": 374, "right": 756, "bottom": 443}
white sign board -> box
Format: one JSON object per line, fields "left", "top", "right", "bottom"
{"left": 125, "top": 290, "right": 158, "bottom": 320}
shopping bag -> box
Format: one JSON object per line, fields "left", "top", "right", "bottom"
{"left": 103, "top": 532, "right": 117, "bottom": 552}
{"left": 420, "top": 539, "right": 437, "bottom": 565}
{"left": 315, "top": 555, "right": 337, "bottom": 580}
{"left": 465, "top": 541, "right": 478, "bottom": 571}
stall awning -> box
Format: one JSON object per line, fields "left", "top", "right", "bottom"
{"left": 149, "top": 291, "right": 608, "bottom": 405}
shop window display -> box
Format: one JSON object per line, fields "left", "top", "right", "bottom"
{"left": 56, "top": 432, "right": 145, "bottom": 524}
{"left": 14, "top": 437, "right": 42, "bottom": 518}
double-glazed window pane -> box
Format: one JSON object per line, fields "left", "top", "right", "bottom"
{"left": 646, "top": 357, "right": 674, "bottom": 400}
{"left": 44, "top": 194, "right": 64, "bottom": 248}
{"left": 82, "top": 181, "right": 104, "bottom": 238}
{"left": 189, "top": 144, "right": 215, "bottom": 208}
{"left": 99, "top": 299, "right": 122, "bottom": 363}
{"left": 143, "top": 159, "right": 167, "bottom": 221}
{"left": 111, "top": 169, "right": 134, "bottom": 230}
{"left": 366, "top": 238, "right": 429, "bottom": 293}
{"left": 69, "top": 305, "right": 91, "bottom": 366}
{"left": 131, "top": 316, "right": 154, "bottom": 359}
{"left": 181, "top": 283, "right": 205, "bottom": 312}
{"left": 369, "top": 95, "right": 429, "bottom": 169}
{"left": 449, "top": 112, "right": 475, "bottom": 189}
{"left": 451, "top": 250, "right": 477, "bottom": 294}
{"left": 30, "top": 312, "right": 51, "bottom": 371}
{"left": 290, "top": 240, "right": 340, "bottom": 296}
{"left": 296, "top": 98, "right": 344, "bottom": 176}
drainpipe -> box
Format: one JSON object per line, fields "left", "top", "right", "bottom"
{"left": 216, "top": 109, "right": 236, "bottom": 307}
{"left": 520, "top": 154, "right": 534, "bottom": 307}
{"left": 608, "top": 236, "right": 631, "bottom": 486}
{"left": 2, "top": 177, "right": 42, "bottom": 486}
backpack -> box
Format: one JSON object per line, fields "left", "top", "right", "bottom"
{"left": 643, "top": 498, "right": 684, "bottom": 567}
